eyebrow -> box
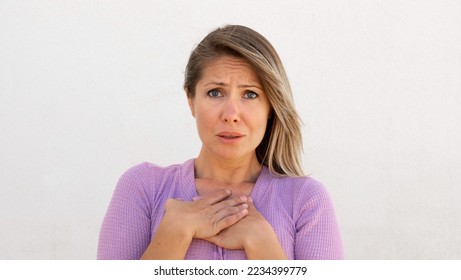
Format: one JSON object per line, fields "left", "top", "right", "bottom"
{"left": 204, "top": 82, "right": 262, "bottom": 90}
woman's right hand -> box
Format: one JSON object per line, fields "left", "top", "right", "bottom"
{"left": 162, "top": 189, "right": 249, "bottom": 239}
{"left": 141, "top": 189, "right": 249, "bottom": 259}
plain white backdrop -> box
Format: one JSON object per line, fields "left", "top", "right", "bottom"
{"left": 1, "top": 0, "right": 460, "bottom": 259}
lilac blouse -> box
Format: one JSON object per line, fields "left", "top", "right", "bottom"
{"left": 98, "top": 159, "right": 343, "bottom": 259}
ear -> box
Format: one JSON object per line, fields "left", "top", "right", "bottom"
{"left": 186, "top": 90, "right": 196, "bottom": 118}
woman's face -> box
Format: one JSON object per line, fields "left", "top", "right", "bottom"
{"left": 188, "top": 55, "right": 271, "bottom": 162}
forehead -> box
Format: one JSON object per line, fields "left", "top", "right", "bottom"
{"left": 200, "top": 55, "right": 261, "bottom": 83}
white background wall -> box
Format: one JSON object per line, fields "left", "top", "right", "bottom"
{"left": 1, "top": 0, "right": 460, "bottom": 259}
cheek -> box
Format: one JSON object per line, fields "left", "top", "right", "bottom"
{"left": 252, "top": 117, "right": 269, "bottom": 139}
{"left": 194, "top": 109, "right": 215, "bottom": 138}
{"left": 194, "top": 113, "right": 206, "bottom": 131}
{"left": 253, "top": 105, "right": 271, "bottom": 130}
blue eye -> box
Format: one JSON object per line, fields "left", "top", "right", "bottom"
{"left": 244, "top": 91, "right": 258, "bottom": 99}
{"left": 207, "top": 89, "right": 222, "bottom": 98}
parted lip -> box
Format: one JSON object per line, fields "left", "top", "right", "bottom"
{"left": 216, "top": 131, "right": 245, "bottom": 138}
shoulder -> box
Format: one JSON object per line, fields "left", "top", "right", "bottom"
{"left": 119, "top": 159, "right": 191, "bottom": 180}
{"left": 114, "top": 159, "right": 193, "bottom": 195}
{"left": 272, "top": 174, "right": 330, "bottom": 199}
{"left": 269, "top": 174, "right": 336, "bottom": 214}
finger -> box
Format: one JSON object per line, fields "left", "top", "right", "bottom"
{"left": 214, "top": 203, "right": 249, "bottom": 221}
{"left": 205, "top": 235, "right": 219, "bottom": 245}
{"left": 246, "top": 200, "right": 260, "bottom": 212}
{"left": 211, "top": 195, "right": 248, "bottom": 212}
{"left": 215, "top": 208, "right": 249, "bottom": 231}
{"left": 192, "top": 196, "right": 203, "bottom": 201}
{"left": 204, "top": 230, "right": 228, "bottom": 248}
{"left": 244, "top": 201, "right": 265, "bottom": 220}
{"left": 200, "top": 189, "right": 232, "bottom": 204}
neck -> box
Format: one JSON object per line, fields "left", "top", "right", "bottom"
{"left": 194, "top": 149, "right": 262, "bottom": 184}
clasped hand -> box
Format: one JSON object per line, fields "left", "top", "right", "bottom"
{"left": 163, "top": 189, "right": 269, "bottom": 250}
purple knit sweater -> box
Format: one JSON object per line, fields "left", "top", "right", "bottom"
{"left": 97, "top": 159, "right": 343, "bottom": 259}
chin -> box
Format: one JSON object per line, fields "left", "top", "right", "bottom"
{"left": 216, "top": 151, "right": 254, "bottom": 162}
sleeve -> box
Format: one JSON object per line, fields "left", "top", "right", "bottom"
{"left": 97, "top": 163, "right": 154, "bottom": 260}
{"left": 294, "top": 178, "right": 344, "bottom": 260}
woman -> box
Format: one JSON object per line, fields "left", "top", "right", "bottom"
{"left": 97, "top": 25, "right": 343, "bottom": 260}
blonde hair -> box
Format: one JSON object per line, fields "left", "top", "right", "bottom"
{"left": 184, "top": 25, "right": 304, "bottom": 177}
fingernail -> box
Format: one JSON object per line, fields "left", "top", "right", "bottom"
{"left": 248, "top": 197, "right": 254, "bottom": 203}
{"left": 242, "top": 203, "right": 248, "bottom": 209}
{"left": 240, "top": 195, "right": 247, "bottom": 201}
{"left": 242, "top": 209, "right": 248, "bottom": 214}
{"left": 192, "top": 196, "right": 202, "bottom": 201}
{"left": 225, "top": 189, "right": 231, "bottom": 194}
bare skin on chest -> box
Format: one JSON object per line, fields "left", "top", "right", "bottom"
{"left": 195, "top": 178, "right": 254, "bottom": 198}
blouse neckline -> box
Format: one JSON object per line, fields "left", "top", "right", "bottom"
{"left": 179, "top": 158, "right": 273, "bottom": 201}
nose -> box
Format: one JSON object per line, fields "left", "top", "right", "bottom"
{"left": 221, "top": 97, "right": 240, "bottom": 124}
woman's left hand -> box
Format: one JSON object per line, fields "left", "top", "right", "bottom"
{"left": 205, "top": 199, "right": 288, "bottom": 259}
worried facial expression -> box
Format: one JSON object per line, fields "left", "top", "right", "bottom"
{"left": 187, "top": 55, "right": 271, "bottom": 162}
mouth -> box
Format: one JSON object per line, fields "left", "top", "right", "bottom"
{"left": 217, "top": 132, "right": 244, "bottom": 137}
{"left": 217, "top": 132, "right": 245, "bottom": 141}
{"left": 219, "top": 135, "right": 241, "bottom": 139}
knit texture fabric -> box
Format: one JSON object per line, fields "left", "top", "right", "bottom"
{"left": 97, "top": 159, "right": 343, "bottom": 259}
